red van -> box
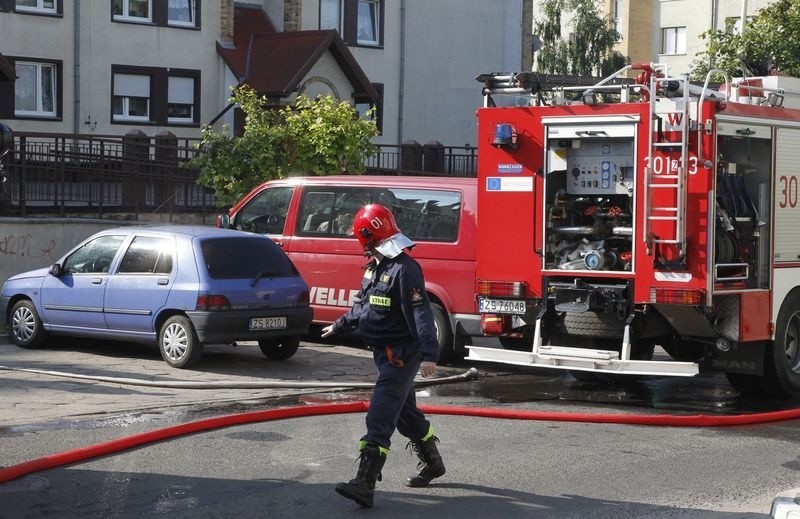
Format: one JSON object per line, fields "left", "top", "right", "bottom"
{"left": 218, "top": 175, "right": 478, "bottom": 362}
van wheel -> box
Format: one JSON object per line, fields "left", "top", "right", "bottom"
{"left": 9, "top": 300, "right": 47, "bottom": 349}
{"left": 260, "top": 336, "right": 300, "bottom": 360}
{"left": 159, "top": 316, "right": 203, "bottom": 368}
{"left": 431, "top": 303, "right": 455, "bottom": 364}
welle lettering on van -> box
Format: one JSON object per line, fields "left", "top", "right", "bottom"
{"left": 218, "top": 175, "right": 478, "bottom": 363}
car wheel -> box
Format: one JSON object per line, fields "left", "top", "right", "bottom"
{"left": 259, "top": 336, "right": 300, "bottom": 360}
{"left": 159, "top": 315, "right": 203, "bottom": 368}
{"left": 9, "top": 300, "right": 47, "bottom": 348}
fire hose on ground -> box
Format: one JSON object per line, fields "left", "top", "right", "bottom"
{"left": 2, "top": 365, "right": 800, "bottom": 485}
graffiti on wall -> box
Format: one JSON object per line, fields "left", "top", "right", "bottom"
{"left": 0, "top": 233, "right": 58, "bottom": 262}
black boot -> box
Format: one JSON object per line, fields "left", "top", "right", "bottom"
{"left": 405, "top": 435, "right": 446, "bottom": 487}
{"left": 335, "top": 443, "right": 387, "bottom": 508}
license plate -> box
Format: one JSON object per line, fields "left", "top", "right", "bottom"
{"left": 478, "top": 297, "right": 526, "bottom": 314}
{"left": 249, "top": 316, "right": 287, "bottom": 330}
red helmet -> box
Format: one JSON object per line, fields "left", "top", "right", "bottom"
{"left": 353, "top": 204, "right": 401, "bottom": 250}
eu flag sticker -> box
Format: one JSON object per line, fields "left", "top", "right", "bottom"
{"left": 486, "top": 177, "right": 533, "bottom": 192}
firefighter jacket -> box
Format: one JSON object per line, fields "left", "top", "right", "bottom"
{"left": 331, "top": 252, "right": 440, "bottom": 363}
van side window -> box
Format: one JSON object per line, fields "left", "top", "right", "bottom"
{"left": 299, "top": 191, "right": 335, "bottom": 234}
{"left": 295, "top": 186, "right": 460, "bottom": 242}
{"left": 298, "top": 188, "right": 371, "bottom": 237}
{"left": 234, "top": 186, "right": 294, "bottom": 235}
{"left": 388, "top": 188, "right": 461, "bottom": 242}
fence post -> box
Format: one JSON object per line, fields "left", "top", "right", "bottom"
{"left": 122, "top": 130, "right": 149, "bottom": 217}
{"left": 155, "top": 131, "right": 177, "bottom": 221}
{"left": 400, "top": 140, "right": 422, "bottom": 174}
{"left": 423, "top": 140, "right": 445, "bottom": 174}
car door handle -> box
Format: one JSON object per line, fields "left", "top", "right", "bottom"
{"left": 157, "top": 278, "right": 169, "bottom": 285}
{"left": 91, "top": 278, "right": 103, "bottom": 285}
{"left": 274, "top": 241, "right": 284, "bottom": 247}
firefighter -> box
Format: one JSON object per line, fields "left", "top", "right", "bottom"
{"left": 321, "top": 203, "right": 446, "bottom": 508}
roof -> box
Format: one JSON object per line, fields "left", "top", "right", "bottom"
{"left": 257, "top": 175, "right": 478, "bottom": 189}
{"left": 97, "top": 225, "right": 260, "bottom": 239}
{"left": 0, "top": 53, "right": 15, "bottom": 81}
{"left": 217, "top": 5, "right": 377, "bottom": 102}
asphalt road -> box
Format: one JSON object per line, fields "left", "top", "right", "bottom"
{"left": 1, "top": 334, "right": 799, "bottom": 518}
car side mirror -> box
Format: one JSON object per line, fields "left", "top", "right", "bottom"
{"left": 217, "top": 213, "right": 231, "bottom": 229}
{"left": 48, "top": 263, "right": 62, "bottom": 277}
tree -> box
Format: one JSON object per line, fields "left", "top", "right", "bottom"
{"left": 187, "top": 86, "right": 378, "bottom": 207}
{"left": 691, "top": 0, "right": 800, "bottom": 81}
{"left": 533, "top": 0, "right": 628, "bottom": 77}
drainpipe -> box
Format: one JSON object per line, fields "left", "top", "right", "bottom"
{"left": 73, "top": 0, "right": 80, "bottom": 134}
{"left": 740, "top": 0, "right": 748, "bottom": 33}
{"left": 397, "top": 0, "right": 406, "bottom": 154}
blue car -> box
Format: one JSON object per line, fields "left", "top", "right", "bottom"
{"left": 1, "top": 225, "right": 312, "bottom": 368}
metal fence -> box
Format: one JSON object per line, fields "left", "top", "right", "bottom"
{"left": 0, "top": 132, "right": 477, "bottom": 218}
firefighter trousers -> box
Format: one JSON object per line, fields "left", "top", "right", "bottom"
{"left": 361, "top": 342, "right": 431, "bottom": 450}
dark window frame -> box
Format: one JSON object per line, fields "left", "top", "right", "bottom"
{"left": 111, "top": 64, "right": 200, "bottom": 127}
{"left": 336, "top": 0, "right": 384, "bottom": 48}
{"left": 354, "top": 82, "right": 383, "bottom": 135}
{"left": 11, "top": 0, "right": 63, "bottom": 16}
{"left": 111, "top": 0, "right": 201, "bottom": 30}
{"left": 0, "top": 55, "right": 63, "bottom": 121}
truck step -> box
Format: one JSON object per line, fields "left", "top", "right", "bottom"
{"left": 466, "top": 345, "right": 699, "bottom": 377}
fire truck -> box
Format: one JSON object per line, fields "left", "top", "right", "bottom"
{"left": 468, "top": 63, "right": 800, "bottom": 397}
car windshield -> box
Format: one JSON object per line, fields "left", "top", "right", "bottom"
{"left": 201, "top": 237, "right": 298, "bottom": 280}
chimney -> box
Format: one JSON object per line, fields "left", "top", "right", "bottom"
{"left": 220, "top": 0, "right": 234, "bottom": 47}
{"left": 284, "top": 0, "right": 301, "bottom": 32}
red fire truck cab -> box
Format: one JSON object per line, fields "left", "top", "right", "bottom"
{"left": 470, "top": 64, "right": 800, "bottom": 396}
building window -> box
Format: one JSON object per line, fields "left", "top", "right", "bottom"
{"left": 355, "top": 82, "right": 382, "bottom": 134}
{"left": 661, "top": 26, "right": 686, "bottom": 55}
{"left": 113, "top": 73, "right": 151, "bottom": 121}
{"left": 612, "top": 0, "right": 623, "bottom": 40}
{"left": 15, "top": 61, "right": 57, "bottom": 117}
{"left": 168, "top": 0, "right": 195, "bottom": 27}
{"left": 112, "top": 0, "right": 151, "bottom": 22}
{"left": 356, "top": 0, "right": 379, "bottom": 45}
{"left": 319, "top": 0, "right": 341, "bottom": 31}
{"left": 320, "top": 0, "right": 382, "bottom": 47}
{"left": 167, "top": 76, "right": 195, "bottom": 123}
{"left": 112, "top": 0, "right": 200, "bottom": 28}
{"left": 111, "top": 66, "right": 199, "bottom": 125}
{"left": 15, "top": 0, "right": 57, "bottom": 14}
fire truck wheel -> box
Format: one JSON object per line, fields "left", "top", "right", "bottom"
{"left": 430, "top": 302, "right": 456, "bottom": 364}
{"left": 560, "top": 311, "right": 625, "bottom": 338}
{"left": 767, "top": 296, "right": 800, "bottom": 397}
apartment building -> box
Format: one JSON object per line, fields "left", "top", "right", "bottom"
{"left": 0, "top": 1, "right": 228, "bottom": 138}
{"left": 532, "top": 0, "right": 774, "bottom": 79}
{"left": 656, "top": 0, "right": 771, "bottom": 75}
{"left": 0, "top": 1, "right": 529, "bottom": 150}
{"left": 261, "top": 0, "right": 527, "bottom": 146}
